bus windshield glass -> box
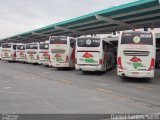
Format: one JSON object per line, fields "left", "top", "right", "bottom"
{"left": 39, "top": 44, "right": 49, "bottom": 49}
{"left": 26, "top": 44, "right": 38, "bottom": 49}
{"left": 77, "top": 38, "right": 100, "bottom": 47}
{"left": 50, "top": 37, "right": 67, "bottom": 44}
{"left": 121, "top": 32, "right": 153, "bottom": 45}
{"left": 17, "top": 45, "right": 25, "bottom": 50}
{"left": 2, "top": 44, "right": 12, "bottom": 48}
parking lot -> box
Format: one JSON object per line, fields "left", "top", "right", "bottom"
{"left": 0, "top": 60, "right": 160, "bottom": 113}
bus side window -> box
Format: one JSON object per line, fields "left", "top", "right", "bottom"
{"left": 13, "top": 45, "right": 16, "bottom": 50}
{"left": 70, "top": 39, "right": 76, "bottom": 48}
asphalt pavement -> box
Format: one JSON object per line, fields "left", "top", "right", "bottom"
{"left": 0, "top": 60, "right": 160, "bottom": 113}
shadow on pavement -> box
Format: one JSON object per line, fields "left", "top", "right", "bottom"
{"left": 121, "top": 77, "right": 152, "bottom": 84}
{"left": 53, "top": 67, "right": 75, "bottom": 71}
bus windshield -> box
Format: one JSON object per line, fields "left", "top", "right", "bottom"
{"left": 121, "top": 32, "right": 153, "bottom": 45}
{"left": 2, "top": 44, "right": 12, "bottom": 48}
{"left": 26, "top": 44, "right": 38, "bottom": 49}
{"left": 39, "top": 44, "right": 49, "bottom": 50}
{"left": 77, "top": 38, "right": 100, "bottom": 47}
{"left": 17, "top": 45, "right": 25, "bottom": 50}
{"left": 50, "top": 37, "right": 67, "bottom": 44}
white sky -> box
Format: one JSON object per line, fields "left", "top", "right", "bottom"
{"left": 0, "top": 0, "right": 153, "bottom": 39}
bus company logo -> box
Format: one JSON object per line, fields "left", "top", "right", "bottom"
{"left": 82, "top": 52, "right": 98, "bottom": 63}
{"left": 45, "top": 44, "right": 49, "bottom": 48}
{"left": 130, "top": 56, "right": 142, "bottom": 62}
{"left": 130, "top": 56, "right": 144, "bottom": 69}
{"left": 19, "top": 52, "right": 24, "bottom": 56}
{"left": 43, "top": 52, "right": 49, "bottom": 60}
{"left": 133, "top": 36, "right": 141, "bottom": 43}
{"left": 55, "top": 54, "right": 64, "bottom": 62}
{"left": 86, "top": 39, "right": 91, "bottom": 45}
{"left": 29, "top": 54, "right": 34, "bottom": 59}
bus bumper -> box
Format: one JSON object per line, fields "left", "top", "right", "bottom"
{"left": 117, "top": 69, "right": 154, "bottom": 78}
{"left": 51, "top": 63, "right": 70, "bottom": 68}
{"left": 26, "top": 60, "right": 38, "bottom": 64}
{"left": 1, "top": 57, "right": 13, "bottom": 61}
{"left": 39, "top": 60, "right": 49, "bottom": 65}
{"left": 16, "top": 58, "right": 26, "bottom": 62}
{"left": 76, "top": 64, "right": 104, "bottom": 71}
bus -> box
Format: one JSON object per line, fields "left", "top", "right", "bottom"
{"left": 76, "top": 37, "right": 115, "bottom": 72}
{"left": 25, "top": 43, "right": 39, "bottom": 64}
{"left": 156, "top": 48, "right": 160, "bottom": 68}
{"left": 117, "top": 31, "right": 156, "bottom": 78}
{"left": 16, "top": 44, "right": 26, "bottom": 62}
{"left": 49, "top": 36, "right": 76, "bottom": 68}
{"left": 1, "top": 43, "right": 17, "bottom": 62}
{"left": 0, "top": 46, "right": 2, "bottom": 60}
{"left": 38, "top": 43, "right": 50, "bottom": 66}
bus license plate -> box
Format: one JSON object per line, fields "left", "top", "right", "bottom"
{"left": 132, "top": 72, "right": 139, "bottom": 75}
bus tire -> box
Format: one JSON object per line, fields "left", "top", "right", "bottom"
{"left": 45, "top": 65, "right": 49, "bottom": 67}
{"left": 111, "top": 62, "right": 114, "bottom": 69}
{"left": 158, "top": 62, "right": 160, "bottom": 68}
{"left": 120, "top": 76, "right": 127, "bottom": 82}
{"left": 105, "top": 63, "right": 108, "bottom": 71}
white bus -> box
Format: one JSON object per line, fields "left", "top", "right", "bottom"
{"left": 117, "top": 31, "right": 156, "bottom": 78}
{"left": 0, "top": 46, "right": 2, "bottom": 60}
{"left": 38, "top": 43, "right": 50, "bottom": 66}
{"left": 25, "top": 43, "right": 39, "bottom": 64}
{"left": 49, "top": 36, "right": 76, "bottom": 68}
{"left": 16, "top": 44, "right": 26, "bottom": 62}
{"left": 156, "top": 48, "right": 160, "bottom": 68}
{"left": 1, "top": 43, "right": 17, "bottom": 62}
{"left": 76, "top": 37, "right": 115, "bottom": 72}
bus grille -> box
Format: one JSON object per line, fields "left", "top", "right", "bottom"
{"left": 123, "top": 50, "right": 150, "bottom": 56}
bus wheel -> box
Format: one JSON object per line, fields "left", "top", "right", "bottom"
{"left": 45, "top": 65, "right": 49, "bottom": 67}
{"left": 111, "top": 62, "right": 114, "bottom": 68}
{"left": 158, "top": 62, "right": 160, "bottom": 68}
{"left": 105, "top": 63, "right": 108, "bottom": 72}
{"left": 121, "top": 76, "right": 126, "bottom": 82}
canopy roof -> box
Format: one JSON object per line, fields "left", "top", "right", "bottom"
{"left": 1, "top": 0, "right": 160, "bottom": 43}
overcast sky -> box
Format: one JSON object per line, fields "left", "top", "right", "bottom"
{"left": 0, "top": 0, "right": 137, "bottom": 39}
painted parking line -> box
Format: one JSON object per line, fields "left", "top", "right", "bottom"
{"left": 43, "top": 71, "right": 51, "bottom": 74}
{"left": 96, "top": 88, "right": 113, "bottom": 94}
{"left": 0, "top": 90, "right": 38, "bottom": 96}
{"left": 136, "top": 85, "right": 153, "bottom": 91}
{"left": 4, "top": 87, "right": 11, "bottom": 90}
{"left": 60, "top": 79, "right": 72, "bottom": 84}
